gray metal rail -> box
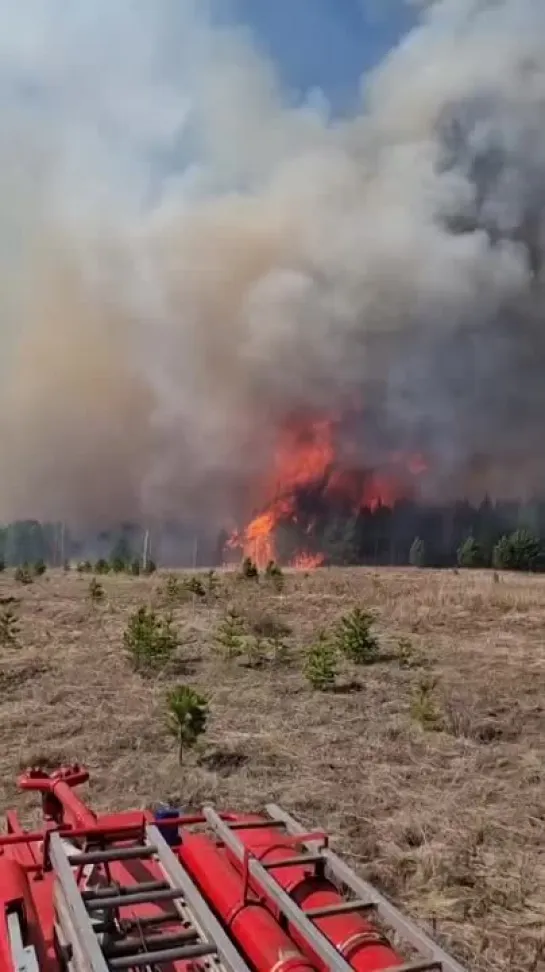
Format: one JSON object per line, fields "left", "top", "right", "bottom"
{"left": 49, "top": 833, "right": 110, "bottom": 972}
{"left": 147, "top": 824, "right": 253, "bottom": 972}
{"left": 50, "top": 826, "right": 252, "bottom": 972}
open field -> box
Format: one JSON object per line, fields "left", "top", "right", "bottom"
{"left": 0, "top": 566, "right": 544, "bottom": 971}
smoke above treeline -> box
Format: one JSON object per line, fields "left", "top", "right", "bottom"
{"left": 0, "top": 0, "right": 544, "bottom": 530}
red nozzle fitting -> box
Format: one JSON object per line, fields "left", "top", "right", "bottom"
{"left": 18, "top": 764, "right": 95, "bottom": 830}
{"left": 18, "top": 764, "right": 89, "bottom": 793}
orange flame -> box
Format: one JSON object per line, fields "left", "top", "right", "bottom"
{"left": 291, "top": 551, "right": 325, "bottom": 570}
{"left": 228, "top": 413, "right": 427, "bottom": 569}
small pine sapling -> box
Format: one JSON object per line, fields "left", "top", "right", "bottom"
{"left": 240, "top": 557, "right": 259, "bottom": 580}
{"left": 206, "top": 569, "right": 220, "bottom": 598}
{"left": 304, "top": 632, "right": 337, "bottom": 691}
{"left": 166, "top": 685, "right": 208, "bottom": 764}
{"left": 0, "top": 608, "right": 20, "bottom": 647}
{"left": 265, "top": 560, "right": 284, "bottom": 591}
{"left": 271, "top": 633, "right": 290, "bottom": 667}
{"left": 14, "top": 565, "right": 33, "bottom": 585}
{"left": 215, "top": 609, "right": 245, "bottom": 659}
{"left": 88, "top": 578, "right": 105, "bottom": 604}
{"left": 411, "top": 677, "right": 442, "bottom": 730}
{"left": 244, "top": 637, "right": 267, "bottom": 669}
{"left": 164, "top": 574, "right": 181, "bottom": 601}
{"left": 124, "top": 606, "right": 178, "bottom": 672}
{"left": 184, "top": 576, "right": 206, "bottom": 599}
{"left": 335, "top": 607, "right": 380, "bottom": 665}
{"left": 396, "top": 637, "right": 420, "bottom": 669}
{"left": 409, "top": 537, "right": 426, "bottom": 568}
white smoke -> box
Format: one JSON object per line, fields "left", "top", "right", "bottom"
{"left": 0, "top": 0, "right": 544, "bottom": 526}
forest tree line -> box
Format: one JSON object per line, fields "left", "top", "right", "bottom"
{"left": 224, "top": 496, "right": 545, "bottom": 571}
{"left": 4, "top": 497, "right": 545, "bottom": 571}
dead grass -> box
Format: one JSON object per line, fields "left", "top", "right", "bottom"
{"left": 1, "top": 566, "right": 545, "bottom": 970}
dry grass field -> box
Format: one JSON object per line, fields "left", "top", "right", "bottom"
{"left": 0, "top": 565, "right": 544, "bottom": 971}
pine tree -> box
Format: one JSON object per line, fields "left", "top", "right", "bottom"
{"left": 335, "top": 607, "right": 380, "bottom": 664}
{"left": 166, "top": 685, "right": 208, "bottom": 764}
{"left": 457, "top": 536, "right": 485, "bottom": 568}
{"left": 409, "top": 536, "right": 425, "bottom": 568}
{"left": 493, "top": 529, "right": 542, "bottom": 572}
{"left": 304, "top": 633, "right": 337, "bottom": 691}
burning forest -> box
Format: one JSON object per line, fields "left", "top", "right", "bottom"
{"left": 225, "top": 411, "right": 428, "bottom": 569}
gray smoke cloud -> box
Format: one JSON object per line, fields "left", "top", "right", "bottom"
{"left": 0, "top": 0, "right": 544, "bottom": 528}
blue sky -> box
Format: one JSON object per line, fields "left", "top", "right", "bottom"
{"left": 215, "top": 0, "right": 416, "bottom": 110}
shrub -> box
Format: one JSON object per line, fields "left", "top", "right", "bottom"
{"left": 88, "top": 578, "right": 105, "bottom": 603}
{"left": 205, "top": 570, "right": 220, "bottom": 598}
{"left": 240, "top": 557, "right": 259, "bottom": 580}
{"left": 184, "top": 576, "right": 206, "bottom": 599}
{"left": 409, "top": 537, "right": 426, "bottom": 568}
{"left": 244, "top": 637, "right": 267, "bottom": 669}
{"left": 304, "top": 632, "right": 337, "bottom": 691}
{"left": 335, "top": 607, "right": 379, "bottom": 665}
{"left": 15, "top": 565, "right": 33, "bottom": 585}
{"left": 265, "top": 560, "right": 284, "bottom": 590}
{"left": 457, "top": 536, "right": 485, "bottom": 568}
{"left": 271, "top": 635, "right": 290, "bottom": 667}
{"left": 248, "top": 614, "right": 291, "bottom": 666}
{"left": 124, "top": 606, "right": 178, "bottom": 672}
{"left": 164, "top": 574, "right": 206, "bottom": 602}
{"left": 166, "top": 685, "right": 208, "bottom": 764}
{"left": 164, "top": 574, "right": 181, "bottom": 601}
{"left": 0, "top": 609, "right": 20, "bottom": 647}
{"left": 396, "top": 637, "right": 420, "bottom": 669}
{"left": 411, "top": 678, "right": 442, "bottom": 730}
{"left": 215, "top": 610, "right": 245, "bottom": 659}
{"left": 250, "top": 613, "right": 291, "bottom": 641}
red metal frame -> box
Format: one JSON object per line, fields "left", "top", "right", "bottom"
{"left": 0, "top": 764, "right": 411, "bottom": 972}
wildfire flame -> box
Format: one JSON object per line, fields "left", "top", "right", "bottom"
{"left": 227, "top": 413, "right": 427, "bottom": 569}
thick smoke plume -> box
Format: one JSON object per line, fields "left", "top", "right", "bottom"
{"left": 0, "top": 0, "right": 544, "bottom": 528}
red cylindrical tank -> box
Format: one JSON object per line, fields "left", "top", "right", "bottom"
{"left": 179, "top": 833, "right": 316, "bottom": 972}
{"left": 224, "top": 819, "right": 404, "bottom": 972}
